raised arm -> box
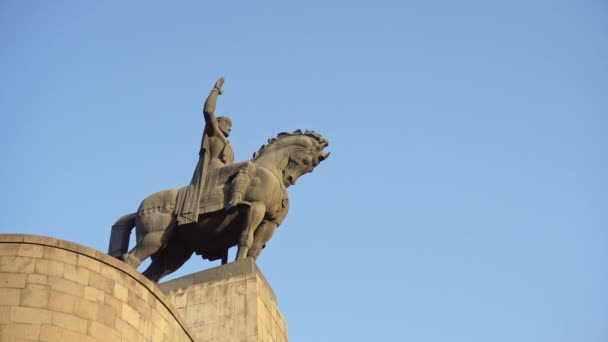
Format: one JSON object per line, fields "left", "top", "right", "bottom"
{"left": 203, "top": 77, "right": 224, "bottom": 135}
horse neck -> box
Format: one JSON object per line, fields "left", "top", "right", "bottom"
{"left": 254, "top": 144, "right": 291, "bottom": 177}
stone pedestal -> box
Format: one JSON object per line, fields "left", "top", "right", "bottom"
{"left": 159, "top": 259, "right": 288, "bottom": 342}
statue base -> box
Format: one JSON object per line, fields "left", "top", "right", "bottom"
{"left": 159, "top": 259, "right": 288, "bottom": 342}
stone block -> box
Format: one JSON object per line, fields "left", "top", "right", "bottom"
{"left": 39, "top": 324, "right": 96, "bottom": 342}
{"left": 17, "top": 244, "right": 44, "bottom": 258}
{"left": 104, "top": 293, "right": 123, "bottom": 316}
{"left": 116, "top": 317, "right": 141, "bottom": 342}
{"left": 52, "top": 238, "right": 91, "bottom": 257}
{"left": 114, "top": 282, "right": 128, "bottom": 301}
{"left": 24, "top": 282, "right": 48, "bottom": 291}
{"left": 73, "top": 297, "right": 98, "bottom": 320}
{"left": 34, "top": 259, "right": 65, "bottom": 278}
{"left": 88, "top": 271, "right": 114, "bottom": 294}
{"left": 0, "top": 288, "right": 21, "bottom": 306}
{"left": 156, "top": 301, "right": 172, "bottom": 321}
{"left": 1, "top": 322, "right": 41, "bottom": 340}
{"left": 48, "top": 290, "right": 77, "bottom": 314}
{"left": 83, "top": 285, "right": 105, "bottom": 303}
{"left": 0, "top": 235, "right": 24, "bottom": 243}
{"left": 139, "top": 315, "right": 154, "bottom": 340}
{"left": 19, "top": 287, "right": 49, "bottom": 308}
{"left": 0, "top": 243, "right": 20, "bottom": 256}
{"left": 121, "top": 302, "right": 140, "bottom": 328}
{"left": 51, "top": 312, "right": 87, "bottom": 334}
{"left": 0, "top": 306, "right": 10, "bottom": 324}
{"left": 10, "top": 306, "right": 52, "bottom": 324}
{"left": 22, "top": 235, "right": 55, "bottom": 246}
{"left": 0, "top": 273, "right": 27, "bottom": 288}
{"left": 27, "top": 273, "right": 47, "bottom": 285}
{"left": 96, "top": 302, "right": 116, "bottom": 327}
{"left": 47, "top": 276, "right": 84, "bottom": 297}
{"left": 149, "top": 307, "right": 165, "bottom": 332}
{"left": 63, "top": 264, "right": 90, "bottom": 285}
{"left": 76, "top": 254, "right": 101, "bottom": 273}
{"left": 43, "top": 246, "right": 77, "bottom": 265}
{"left": 0, "top": 256, "right": 35, "bottom": 273}
{"left": 131, "top": 281, "right": 150, "bottom": 302}
{"left": 99, "top": 264, "right": 125, "bottom": 283}
{"left": 156, "top": 314, "right": 175, "bottom": 340}
{"left": 89, "top": 320, "right": 121, "bottom": 341}
{"left": 151, "top": 325, "right": 165, "bottom": 342}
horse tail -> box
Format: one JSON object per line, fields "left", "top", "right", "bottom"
{"left": 108, "top": 213, "right": 137, "bottom": 259}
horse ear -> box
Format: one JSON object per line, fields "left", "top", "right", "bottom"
{"left": 318, "top": 152, "right": 330, "bottom": 162}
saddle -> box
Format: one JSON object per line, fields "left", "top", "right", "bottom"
{"left": 190, "top": 162, "right": 249, "bottom": 215}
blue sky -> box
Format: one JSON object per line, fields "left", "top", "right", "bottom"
{"left": 1, "top": 1, "right": 607, "bottom": 341}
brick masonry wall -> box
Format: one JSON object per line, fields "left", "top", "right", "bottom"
{"left": 0, "top": 234, "right": 198, "bottom": 342}
{"left": 160, "top": 259, "right": 287, "bottom": 342}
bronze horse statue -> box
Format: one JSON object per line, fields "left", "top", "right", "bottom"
{"left": 108, "top": 130, "right": 329, "bottom": 282}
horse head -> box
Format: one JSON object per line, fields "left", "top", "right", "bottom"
{"left": 253, "top": 129, "right": 330, "bottom": 187}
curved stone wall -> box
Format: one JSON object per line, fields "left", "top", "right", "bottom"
{"left": 0, "top": 234, "right": 198, "bottom": 342}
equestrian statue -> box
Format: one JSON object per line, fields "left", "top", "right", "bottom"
{"left": 107, "top": 78, "right": 330, "bottom": 283}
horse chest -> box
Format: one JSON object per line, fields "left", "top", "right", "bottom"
{"left": 265, "top": 186, "right": 288, "bottom": 220}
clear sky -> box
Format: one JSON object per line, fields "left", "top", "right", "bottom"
{"left": 1, "top": 1, "right": 607, "bottom": 341}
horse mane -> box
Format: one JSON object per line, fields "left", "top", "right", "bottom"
{"left": 252, "top": 129, "right": 328, "bottom": 160}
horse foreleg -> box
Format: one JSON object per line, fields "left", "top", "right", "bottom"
{"left": 248, "top": 221, "right": 278, "bottom": 260}
{"left": 236, "top": 202, "right": 266, "bottom": 260}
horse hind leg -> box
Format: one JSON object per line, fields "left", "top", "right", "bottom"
{"left": 123, "top": 212, "right": 174, "bottom": 270}
{"left": 123, "top": 232, "right": 164, "bottom": 269}
{"left": 108, "top": 213, "right": 137, "bottom": 259}
{"left": 142, "top": 242, "right": 192, "bottom": 283}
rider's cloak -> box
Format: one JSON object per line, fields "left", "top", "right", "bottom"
{"left": 174, "top": 132, "right": 211, "bottom": 225}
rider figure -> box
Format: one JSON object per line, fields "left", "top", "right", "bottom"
{"left": 175, "top": 77, "right": 254, "bottom": 225}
